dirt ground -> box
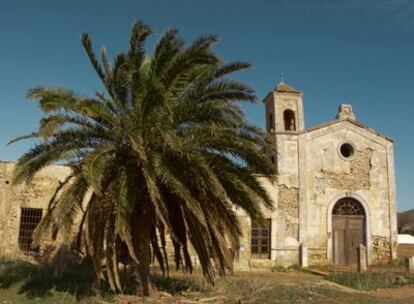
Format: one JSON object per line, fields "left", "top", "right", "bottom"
{"left": 1, "top": 269, "right": 413, "bottom": 304}
{"left": 368, "top": 284, "right": 414, "bottom": 299}
{"left": 110, "top": 271, "right": 414, "bottom": 304}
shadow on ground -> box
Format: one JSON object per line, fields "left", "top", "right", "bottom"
{"left": 0, "top": 258, "right": 96, "bottom": 300}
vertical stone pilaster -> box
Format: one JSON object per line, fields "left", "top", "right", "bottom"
{"left": 358, "top": 244, "right": 367, "bottom": 272}
{"left": 298, "top": 136, "right": 307, "bottom": 245}
{"left": 300, "top": 243, "right": 308, "bottom": 268}
{"left": 386, "top": 145, "right": 398, "bottom": 260}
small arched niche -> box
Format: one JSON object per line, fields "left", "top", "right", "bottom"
{"left": 283, "top": 109, "right": 296, "bottom": 131}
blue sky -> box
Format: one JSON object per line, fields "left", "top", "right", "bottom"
{"left": 0, "top": 0, "right": 413, "bottom": 211}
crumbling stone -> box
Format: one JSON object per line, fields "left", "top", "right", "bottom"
{"left": 372, "top": 235, "right": 392, "bottom": 263}
{"left": 278, "top": 185, "right": 299, "bottom": 240}
{"left": 317, "top": 148, "right": 373, "bottom": 191}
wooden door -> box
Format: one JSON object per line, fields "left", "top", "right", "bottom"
{"left": 333, "top": 215, "right": 364, "bottom": 266}
{"left": 333, "top": 216, "right": 347, "bottom": 265}
{"left": 347, "top": 217, "right": 364, "bottom": 265}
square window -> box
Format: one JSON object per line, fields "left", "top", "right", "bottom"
{"left": 18, "top": 208, "right": 43, "bottom": 252}
{"left": 250, "top": 219, "right": 271, "bottom": 259}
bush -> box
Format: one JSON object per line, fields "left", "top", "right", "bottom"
{"left": 326, "top": 272, "right": 414, "bottom": 290}
{"left": 152, "top": 274, "right": 211, "bottom": 294}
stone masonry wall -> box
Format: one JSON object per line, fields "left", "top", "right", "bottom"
{"left": 308, "top": 251, "right": 328, "bottom": 265}
{"left": 372, "top": 235, "right": 392, "bottom": 264}
{"left": 318, "top": 148, "right": 373, "bottom": 191}
{"left": 278, "top": 185, "right": 299, "bottom": 240}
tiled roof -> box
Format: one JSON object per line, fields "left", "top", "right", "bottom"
{"left": 276, "top": 82, "right": 301, "bottom": 93}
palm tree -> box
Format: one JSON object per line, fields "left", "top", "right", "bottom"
{"left": 10, "top": 21, "right": 275, "bottom": 296}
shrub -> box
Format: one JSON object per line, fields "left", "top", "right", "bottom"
{"left": 152, "top": 275, "right": 211, "bottom": 294}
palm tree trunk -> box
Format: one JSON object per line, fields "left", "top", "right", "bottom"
{"left": 130, "top": 207, "right": 154, "bottom": 296}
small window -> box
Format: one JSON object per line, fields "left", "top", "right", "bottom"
{"left": 339, "top": 143, "right": 355, "bottom": 160}
{"left": 251, "top": 219, "right": 271, "bottom": 259}
{"left": 18, "top": 208, "right": 43, "bottom": 252}
{"left": 270, "top": 156, "right": 275, "bottom": 164}
{"left": 283, "top": 110, "right": 296, "bottom": 131}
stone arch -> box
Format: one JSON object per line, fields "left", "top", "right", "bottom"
{"left": 333, "top": 198, "right": 365, "bottom": 216}
{"left": 327, "top": 193, "right": 371, "bottom": 264}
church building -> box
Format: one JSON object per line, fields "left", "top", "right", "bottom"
{"left": 235, "top": 82, "right": 397, "bottom": 269}
{"left": 0, "top": 81, "right": 398, "bottom": 269}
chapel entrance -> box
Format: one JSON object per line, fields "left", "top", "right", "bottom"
{"left": 332, "top": 198, "right": 366, "bottom": 266}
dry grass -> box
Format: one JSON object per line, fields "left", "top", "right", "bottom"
{"left": 1, "top": 259, "right": 414, "bottom": 303}
{"left": 326, "top": 272, "right": 414, "bottom": 290}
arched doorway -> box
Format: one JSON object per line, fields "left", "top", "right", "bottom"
{"left": 332, "top": 198, "right": 366, "bottom": 266}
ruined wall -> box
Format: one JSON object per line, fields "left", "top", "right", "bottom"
{"left": 0, "top": 162, "right": 72, "bottom": 258}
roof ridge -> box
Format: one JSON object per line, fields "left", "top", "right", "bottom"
{"left": 305, "top": 118, "right": 393, "bottom": 142}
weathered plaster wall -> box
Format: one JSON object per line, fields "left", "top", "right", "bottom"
{"left": 0, "top": 161, "right": 71, "bottom": 257}
{"left": 272, "top": 132, "right": 301, "bottom": 267}
{"left": 303, "top": 121, "right": 396, "bottom": 265}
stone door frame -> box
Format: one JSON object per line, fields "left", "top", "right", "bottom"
{"left": 327, "top": 192, "right": 372, "bottom": 265}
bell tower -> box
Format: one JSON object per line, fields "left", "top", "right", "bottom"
{"left": 264, "top": 81, "right": 305, "bottom": 134}
{"left": 263, "top": 81, "right": 305, "bottom": 182}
